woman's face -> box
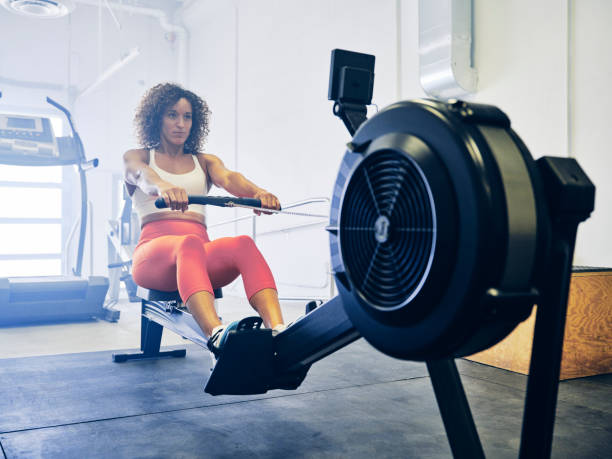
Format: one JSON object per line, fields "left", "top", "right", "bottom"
{"left": 160, "top": 97, "right": 193, "bottom": 147}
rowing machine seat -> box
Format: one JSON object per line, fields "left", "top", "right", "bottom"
{"left": 136, "top": 287, "right": 223, "bottom": 302}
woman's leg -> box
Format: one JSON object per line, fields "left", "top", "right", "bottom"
{"left": 132, "top": 234, "right": 221, "bottom": 337}
{"left": 205, "top": 235, "right": 284, "bottom": 329}
{"left": 185, "top": 291, "right": 220, "bottom": 337}
{"left": 249, "top": 288, "right": 283, "bottom": 329}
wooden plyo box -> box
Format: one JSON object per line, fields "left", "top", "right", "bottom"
{"left": 466, "top": 269, "right": 612, "bottom": 380}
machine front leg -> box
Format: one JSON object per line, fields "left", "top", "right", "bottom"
{"left": 427, "top": 359, "right": 485, "bottom": 459}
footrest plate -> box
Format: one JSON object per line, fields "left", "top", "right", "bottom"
{"left": 205, "top": 326, "right": 273, "bottom": 396}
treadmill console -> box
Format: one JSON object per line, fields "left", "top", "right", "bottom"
{"left": 0, "top": 114, "right": 59, "bottom": 157}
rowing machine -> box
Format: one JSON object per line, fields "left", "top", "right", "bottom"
{"left": 112, "top": 49, "right": 595, "bottom": 459}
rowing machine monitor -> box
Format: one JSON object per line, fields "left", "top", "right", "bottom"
{"left": 328, "top": 49, "right": 375, "bottom": 136}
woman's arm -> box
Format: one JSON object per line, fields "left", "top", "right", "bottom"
{"left": 124, "top": 149, "right": 189, "bottom": 211}
{"left": 124, "top": 149, "right": 162, "bottom": 194}
{"left": 201, "top": 154, "right": 280, "bottom": 212}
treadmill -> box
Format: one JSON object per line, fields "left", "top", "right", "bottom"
{"left": 0, "top": 94, "right": 113, "bottom": 326}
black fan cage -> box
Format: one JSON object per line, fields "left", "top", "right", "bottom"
{"left": 339, "top": 149, "right": 436, "bottom": 310}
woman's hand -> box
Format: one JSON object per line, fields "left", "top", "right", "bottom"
{"left": 157, "top": 182, "right": 189, "bottom": 212}
{"left": 203, "top": 154, "right": 280, "bottom": 215}
{"left": 253, "top": 190, "right": 280, "bottom": 216}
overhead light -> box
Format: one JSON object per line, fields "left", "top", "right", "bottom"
{"left": 0, "top": 0, "right": 75, "bottom": 18}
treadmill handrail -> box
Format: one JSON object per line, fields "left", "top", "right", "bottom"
{"left": 46, "top": 97, "right": 95, "bottom": 277}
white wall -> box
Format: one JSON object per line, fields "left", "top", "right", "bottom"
{"left": 570, "top": 0, "right": 612, "bottom": 266}
{"left": 2, "top": 0, "right": 609, "bottom": 291}
{"left": 469, "top": 0, "right": 611, "bottom": 266}
{"left": 0, "top": 4, "right": 178, "bottom": 276}
{"left": 181, "top": 0, "right": 612, "bottom": 300}
{"left": 182, "top": 0, "right": 400, "bottom": 298}
{"left": 411, "top": 0, "right": 612, "bottom": 267}
{"left": 70, "top": 5, "right": 180, "bottom": 277}
{"left": 472, "top": 0, "right": 568, "bottom": 158}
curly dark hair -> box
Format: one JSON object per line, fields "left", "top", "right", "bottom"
{"left": 134, "top": 82, "right": 211, "bottom": 154}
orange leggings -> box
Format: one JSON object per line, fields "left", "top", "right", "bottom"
{"left": 132, "top": 219, "right": 277, "bottom": 302}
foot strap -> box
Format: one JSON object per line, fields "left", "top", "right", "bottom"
{"left": 236, "top": 316, "right": 263, "bottom": 331}
{"left": 207, "top": 316, "right": 264, "bottom": 357}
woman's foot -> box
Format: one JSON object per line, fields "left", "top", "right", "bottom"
{"left": 271, "top": 323, "right": 287, "bottom": 336}
{"left": 207, "top": 321, "right": 240, "bottom": 357}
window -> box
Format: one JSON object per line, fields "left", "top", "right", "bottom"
{"left": 0, "top": 116, "right": 64, "bottom": 277}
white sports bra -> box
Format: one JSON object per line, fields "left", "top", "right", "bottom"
{"left": 131, "top": 149, "right": 209, "bottom": 220}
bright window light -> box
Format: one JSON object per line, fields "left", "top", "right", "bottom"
{"left": 0, "top": 259, "right": 61, "bottom": 277}
{"left": 0, "top": 224, "right": 62, "bottom": 255}
{"left": 0, "top": 165, "right": 63, "bottom": 183}
{"left": 0, "top": 114, "right": 65, "bottom": 277}
{"left": 1, "top": 187, "right": 62, "bottom": 219}
{"left": 49, "top": 117, "right": 63, "bottom": 137}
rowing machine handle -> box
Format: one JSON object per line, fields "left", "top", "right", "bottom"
{"left": 154, "top": 195, "right": 262, "bottom": 209}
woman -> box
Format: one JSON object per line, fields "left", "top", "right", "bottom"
{"left": 124, "top": 82, "right": 286, "bottom": 354}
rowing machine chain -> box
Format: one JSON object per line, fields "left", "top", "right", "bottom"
{"left": 225, "top": 202, "right": 328, "bottom": 219}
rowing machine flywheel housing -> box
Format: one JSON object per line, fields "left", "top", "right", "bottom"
{"left": 328, "top": 99, "right": 551, "bottom": 360}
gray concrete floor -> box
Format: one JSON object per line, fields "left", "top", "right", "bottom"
{"left": 0, "top": 296, "right": 610, "bottom": 458}
{"left": 0, "top": 295, "right": 306, "bottom": 359}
